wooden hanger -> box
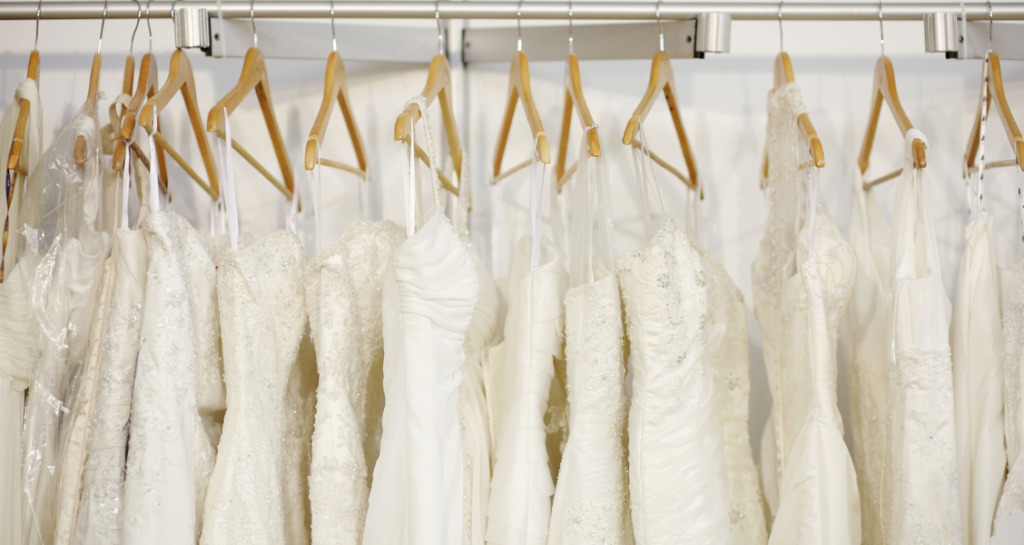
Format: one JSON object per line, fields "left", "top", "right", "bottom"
{"left": 113, "top": 53, "right": 169, "bottom": 191}
{"left": 555, "top": 53, "right": 600, "bottom": 193}
{"left": 7, "top": 51, "right": 40, "bottom": 174}
{"left": 73, "top": 52, "right": 104, "bottom": 167}
{"left": 491, "top": 50, "right": 550, "bottom": 185}
{"left": 964, "top": 51, "right": 1024, "bottom": 175}
{"left": 760, "top": 52, "right": 826, "bottom": 187}
{"left": 394, "top": 53, "right": 463, "bottom": 196}
{"left": 305, "top": 51, "right": 367, "bottom": 178}
{"left": 621, "top": 51, "right": 698, "bottom": 193}
{"left": 207, "top": 47, "right": 296, "bottom": 201}
{"left": 859, "top": 56, "right": 927, "bottom": 189}
{"left": 136, "top": 49, "right": 219, "bottom": 200}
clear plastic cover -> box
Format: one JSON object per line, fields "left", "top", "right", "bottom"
{"left": 15, "top": 98, "right": 111, "bottom": 544}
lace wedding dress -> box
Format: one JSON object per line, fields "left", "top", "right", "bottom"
{"left": 200, "top": 229, "right": 313, "bottom": 545}
{"left": 547, "top": 142, "right": 632, "bottom": 545}
{"left": 122, "top": 211, "right": 220, "bottom": 545}
{"left": 838, "top": 167, "right": 891, "bottom": 544}
{"left": 952, "top": 210, "right": 1005, "bottom": 545}
{"left": 998, "top": 265, "right": 1024, "bottom": 524}
{"left": 363, "top": 101, "right": 479, "bottom": 545}
{"left": 485, "top": 235, "right": 568, "bottom": 545}
{"left": 19, "top": 103, "right": 112, "bottom": 545}
{"left": 753, "top": 82, "right": 859, "bottom": 545}
{"left": 305, "top": 219, "right": 405, "bottom": 545}
{"left": 883, "top": 130, "right": 962, "bottom": 544}
{"left": 0, "top": 77, "right": 41, "bottom": 545}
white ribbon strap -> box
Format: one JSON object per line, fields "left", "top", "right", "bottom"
{"left": 146, "top": 105, "right": 160, "bottom": 215}
{"left": 528, "top": 135, "right": 547, "bottom": 270}
{"left": 121, "top": 140, "right": 132, "bottom": 229}
{"left": 219, "top": 106, "right": 240, "bottom": 251}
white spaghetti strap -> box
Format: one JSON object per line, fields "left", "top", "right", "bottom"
{"left": 805, "top": 145, "right": 819, "bottom": 257}
{"left": 311, "top": 140, "right": 323, "bottom": 252}
{"left": 120, "top": 137, "right": 132, "bottom": 230}
{"left": 402, "top": 95, "right": 443, "bottom": 238}
{"left": 631, "top": 119, "right": 668, "bottom": 243}
{"left": 975, "top": 51, "right": 992, "bottom": 214}
{"left": 287, "top": 180, "right": 299, "bottom": 234}
{"left": 146, "top": 104, "right": 161, "bottom": 216}
{"left": 220, "top": 106, "right": 240, "bottom": 251}
{"left": 528, "top": 134, "right": 547, "bottom": 270}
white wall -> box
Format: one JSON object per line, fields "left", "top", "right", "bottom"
{"left": 4, "top": 8, "right": 1024, "bottom": 472}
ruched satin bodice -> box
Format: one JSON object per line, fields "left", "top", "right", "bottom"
{"left": 363, "top": 212, "right": 478, "bottom": 545}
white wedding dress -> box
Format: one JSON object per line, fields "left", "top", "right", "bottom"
{"left": 0, "top": 76, "right": 41, "bottom": 545}
{"left": 485, "top": 235, "right": 568, "bottom": 545}
{"left": 839, "top": 167, "right": 891, "bottom": 544}
{"left": 952, "top": 209, "right": 1006, "bottom": 545}
{"left": 305, "top": 219, "right": 405, "bottom": 545}
{"left": 998, "top": 265, "right": 1024, "bottom": 524}
{"left": 883, "top": 130, "right": 962, "bottom": 544}
{"left": 122, "top": 211, "right": 220, "bottom": 545}
{"left": 548, "top": 144, "right": 633, "bottom": 545}
{"left": 20, "top": 103, "right": 111, "bottom": 545}
{"left": 363, "top": 107, "right": 479, "bottom": 545}
{"left": 753, "top": 82, "right": 860, "bottom": 545}
{"left": 200, "top": 229, "right": 313, "bottom": 545}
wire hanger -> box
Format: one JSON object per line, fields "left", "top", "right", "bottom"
{"left": 620, "top": 0, "right": 699, "bottom": 193}
{"left": 74, "top": 0, "right": 109, "bottom": 167}
{"left": 133, "top": 1, "right": 220, "bottom": 200}
{"left": 113, "top": 0, "right": 169, "bottom": 192}
{"left": 7, "top": 0, "right": 43, "bottom": 174}
{"left": 207, "top": 0, "right": 297, "bottom": 202}
{"left": 554, "top": 0, "right": 601, "bottom": 193}
{"left": 860, "top": 0, "right": 928, "bottom": 189}
{"left": 760, "top": 0, "right": 825, "bottom": 187}
{"left": 392, "top": 0, "right": 463, "bottom": 197}
{"left": 304, "top": 0, "right": 368, "bottom": 179}
{"left": 490, "top": 0, "right": 551, "bottom": 186}
{"left": 964, "top": 3, "right": 1024, "bottom": 175}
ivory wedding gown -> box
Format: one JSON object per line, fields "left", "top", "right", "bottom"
{"left": 952, "top": 210, "right": 1005, "bottom": 545}
{"left": 305, "top": 219, "right": 405, "bottom": 545}
{"left": 753, "top": 82, "right": 859, "bottom": 545}
{"left": 200, "top": 229, "right": 315, "bottom": 545}
{"left": 547, "top": 144, "right": 632, "bottom": 545}
{"left": 122, "top": 211, "right": 220, "bottom": 545}
{"left": 20, "top": 103, "right": 111, "bottom": 545}
{"left": 0, "top": 77, "right": 41, "bottom": 545}
{"left": 363, "top": 106, "right": 479, "bottom": 544}
{"left": 839, "top": 166, "right": 891, "bottom": 544}
{"left": 485, "top": 235, "right": 568, "bottom": 545}
{"left": 998, "top": 265, "right": 1024, "bottom": 524}
{"left": 884, "top": 130, "right": 962, "bottom": 544}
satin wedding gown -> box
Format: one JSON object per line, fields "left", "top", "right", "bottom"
{"left": 884, "top": 130, "right": 962, "bottom": 544}
{"left": 547, "top": 144, "right": 632, "bottom": 545}
{"left": 305, "top": 219, "right": 405, "bottom": 545}
{"left": 122, "top": 211, "right": 220, "bottom": 545}
{"left": 839, "top": 167, "right": 891, "bottom": 544}
{"left": 0, "top": 76, "right": 41, "bottom": 545}
{"left": 200, "top": 229, "right": 315, "bottom": 545}
{"left": 753, "top": 82, "right": 859, "bottom": 545}
{"left": 363, "top": 104, "right": 479, "bottom": 545}
{"left": 20, "top": 104, "right": 112, "bottom": 545}
{"left": 952, "top": 209, "right": 1005, "bottom": 545}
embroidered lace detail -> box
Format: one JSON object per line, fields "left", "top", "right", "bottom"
{"left": 616, "top": 221, "right": 733, "bottom": 544}
{"left": 122, "top": 212, "right": 219, "bottom": 544}
{"left": 885, "top": 347, "right": 962, "bottom": 545}
{"left": 699, "top": 248, "right": 768, "bottom": 544}
{"left": 998, "top": 268, "right": 1024, "bottom": 519}
{"left": 305, "top": 219, "right": 405, "bottom": 545}
{"left": 548, "top": 273, "right": 633, "bottom": 545}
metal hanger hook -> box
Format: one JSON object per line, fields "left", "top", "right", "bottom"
{"left": 435, "top": 0, "right": 444, "bottom": 55}
{"left": 516, "top": 0, "right": 524, "bottom": 52}
{"left": 130, "top": 0, "right": 142, "bottom": 55}
{"left": 878, "top": 0, "right": 885, "bottom": 55}
{"left": 251, "top": 0, "right": 258, "bottom": 48}
{"left": 656, "top": 0, "right": 664, "bottom": 52}
{"left": 97, "top": 0, "right": 108, "bottom": 54}
{"left": 988, "top": 0, "right": 994, "bottom": 49}
{"left": 568, "top": 0, "right": 573, "bottom": 54}
{"left": 778, "top": 1, "right": 784, "bottom": 51}
{"left": 33, "top": 0, "right": 42, "bottom": 50}
{"left": 330, "top": 0, "right": 337, "bottom": 52}
{"left": 145, "top": 0, "right": 153, "bottom": 53}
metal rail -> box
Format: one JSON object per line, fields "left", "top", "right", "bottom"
{"left": 1, "top": 1, "right": 1024, "bottom": 21}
